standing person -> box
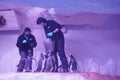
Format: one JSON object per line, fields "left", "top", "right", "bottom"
{"left": 36, "top": 17, "right": 68, "bottom": 72}
{"left": 16, "top": 27, "right": 37, "bottom": 72}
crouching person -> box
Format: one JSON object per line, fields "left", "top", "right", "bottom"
{"left": 16, "top": 27, "right": 37, "bottom": 72}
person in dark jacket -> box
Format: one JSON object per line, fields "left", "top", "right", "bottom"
{"left": 16, "top": 27, "right": 37, "bottom": 72}
{"left": 36, "top": 17, "right": 69, "bottom": 72}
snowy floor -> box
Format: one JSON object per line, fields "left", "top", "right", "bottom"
{"left": 0, "top": 72, "right": 119, "bottom": 80}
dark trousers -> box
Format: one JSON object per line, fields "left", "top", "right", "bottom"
{"left": 53, "top": 38, "right": 68, "bottom": 72}
{"left": 17, "top": 49, "right": 33, "bottom": 72}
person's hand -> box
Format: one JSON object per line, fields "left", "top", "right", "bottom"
{"left": 22, "top": 40, "right": 27, "bottom": 43}
{"left": 47, "top": 32, "right": 53, "bottom": 37}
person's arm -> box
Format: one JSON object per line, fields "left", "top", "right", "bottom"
{"left": 46, "top": 20, "right": 62, "bottom": 37}
{"left": 30, "top": 35, "right": 37, "bottom": 48}
{"left": 16, "top": 35, "right": 22, "bottom": 48}
{"left": 47, "top": 21, "right": 62, "bottom": 36}
{"left": 53, "top": 28, "right": 59, "bottom": 33}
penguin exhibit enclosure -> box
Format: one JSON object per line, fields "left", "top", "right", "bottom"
{"left": 0, "top": 0, "right": 120, "bottom": 80}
